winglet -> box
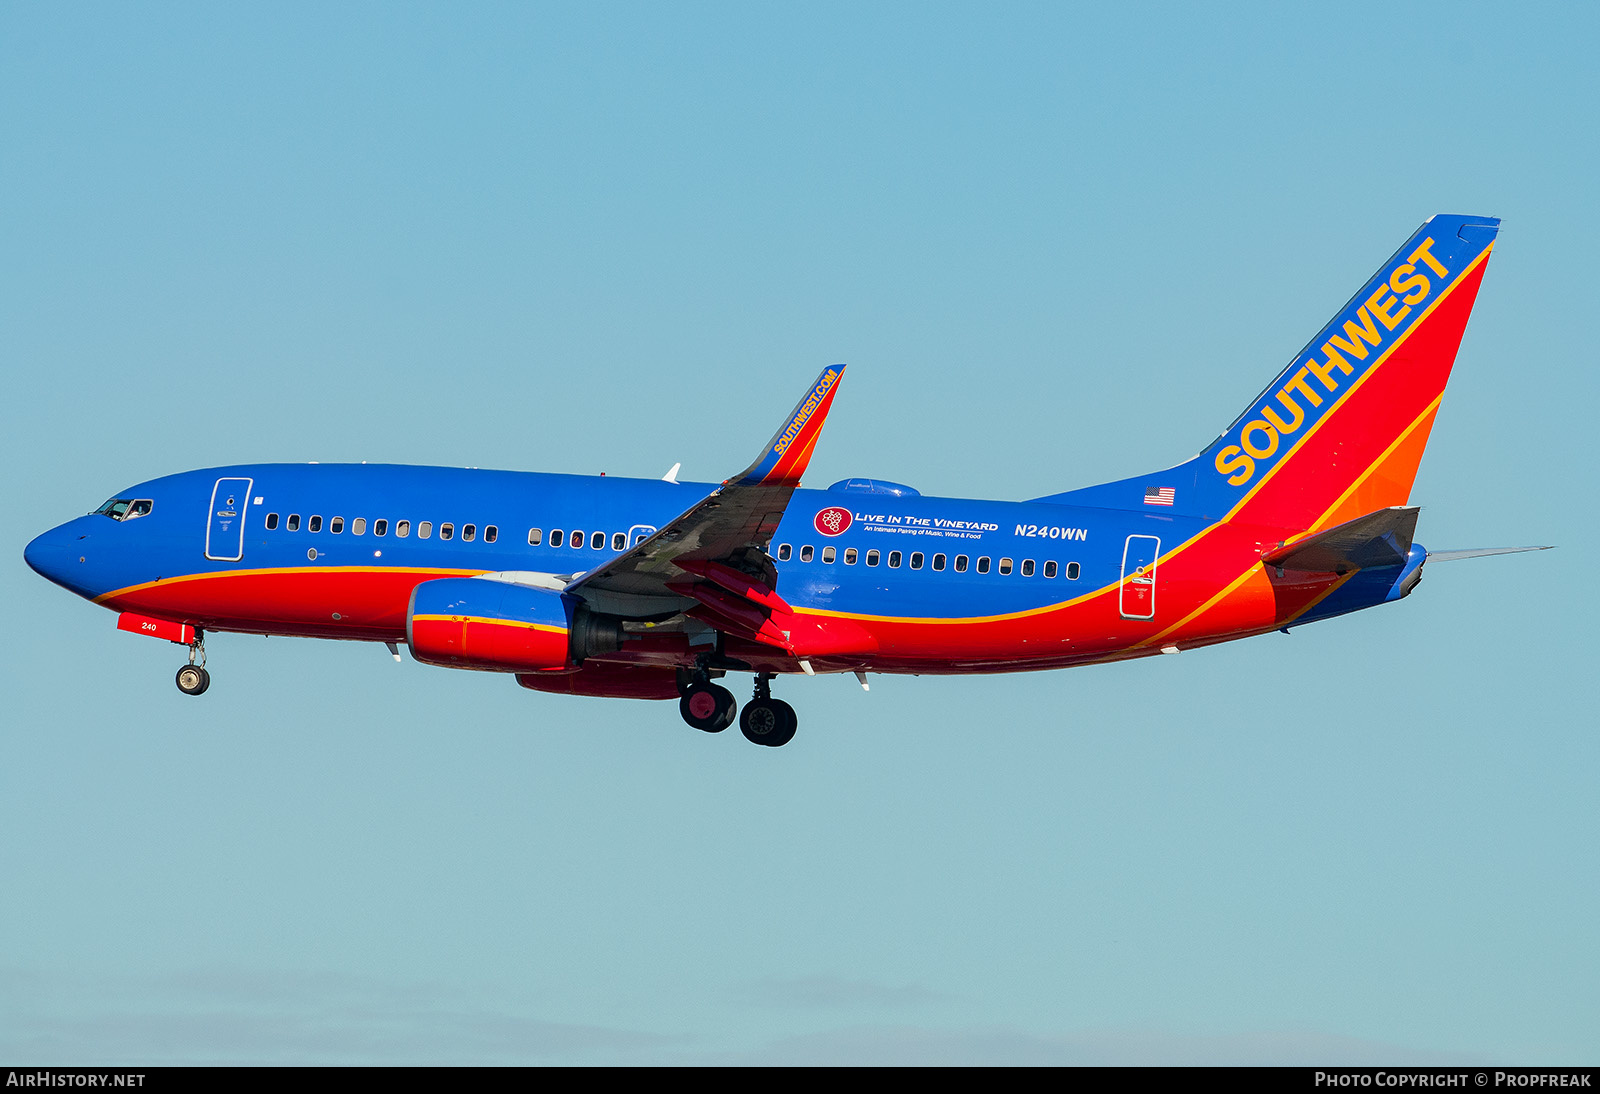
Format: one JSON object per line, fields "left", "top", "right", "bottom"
{"left": 731, "top": 365, "right": 846, "bottom": 487}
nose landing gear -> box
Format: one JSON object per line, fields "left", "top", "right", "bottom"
{"left": 738, "top": 673, "right": 797, "bottom": 748}
{"left": 175, "top": 664, "right": 210, "bottom": 695}
{"left": 175, "top": 630, "right": 210, "bottom": 696}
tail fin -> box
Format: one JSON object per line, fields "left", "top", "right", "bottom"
{"left": 1035, "top": 214, "right": 1499, "bottom": 532}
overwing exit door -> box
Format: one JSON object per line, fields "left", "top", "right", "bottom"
{"left": 1120, "top": 534, "right": 1160, "bottom": 620}
{"left": 205, "top": 477, "right": 253, "bottom": 561}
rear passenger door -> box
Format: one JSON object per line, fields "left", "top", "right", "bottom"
{"left": 1119, "top": 534, "right": 1159, "bottom": 620}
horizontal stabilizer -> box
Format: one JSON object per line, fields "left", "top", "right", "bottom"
{"left": 1426, "top": 545, "right": 1552, "bottom": 562}
{"left": 1262, "top": 506, "right": 1418, "bottom": 574}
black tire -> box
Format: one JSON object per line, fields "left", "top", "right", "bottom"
{"left": 680, "top": 682, "right": 734, "bottom": 732}
{"left": 767, "top": 699, "right": 796, "bottom": 746}
{"left": 740, "top": 698, "right": 797, "bottom": 747}
{"left": 710, "top": 684, "right": 737, "bottom": 730}
{"left": 175, "top": 665, "right": 210, "bottom": 696}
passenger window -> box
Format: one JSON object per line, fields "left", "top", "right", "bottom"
{"left": 550, "top": 529, "right": 564, "bottom": 547}
{"left": 977, "top": 556, "right": 991, "bottom": 574}
{"left": 998, "top": 557, "right": 1012, "bottom": 575}
{"left": 439, "top": 523, "right": 453, "bottom": 540}
{"left": 418, "top": 521, "right": 432, "bottom": 539}
{"left": 844, "top": 548, "right": 858, "bottom": 565}
{"left": 266, "top": 513, "right": 279, "bottom": 530}
{"left": 352, "top": 517, "right": 365, "bottom": 535}
{"left": 396, "top": 520, "right": 410, "bottom": 538}
{"left": 866, "top": 550, "right": 880, "bottom": 566}
{"left": 1021, "top": 559, "right": 1035, "bottom": 577}
{"left": 778, "top": 544, "right": 792, "bottom": 561}
{"left": 309, "top": 515, "right": 323, "bottom": 533}
{"left": 822, "top": 546, "right": 836, "bottom": 563}
{"left": 954, "top": 555, "right": 968, "bottom": 572}
{"left": 1043, "top": 560, "right": 1057, "bottom": 578}
{"left": 528, "top": 528, "right": 543, "bottom": 546}
{"left": 331, "top": 517, "right": 345, "bottom": 534}
{"left": 288, "top": 514, "right": 301, "bottom": 531}
{"left": 634, "top": 533, "right": 649, "bottom": 545}
{"left": 374, "top": 519, "right": 388, "bottom": 537}
{"left": 590, "top": 531, "right": 604, "bottom": 550}
{"left": 932, "top": 553, "right": 946, "bottom": 571}
{"left": 800, "top": 545, "right": 814, "bottom": 562}
{"left": 1067, "top": 562, "right": 1080, "bottom": 580}
{"left": 888, "top": 551, "right": 902, "bottom": 568}
{"left": 463, "top": 524, "right": 477, "bottom": 542}
{"left": 910, "top": 552, "right": 924, "bottom": 569}
{"left": 570, "top": 529, "right": 582, "bottom": 548}
{"left": 485, "top": 526, "right": 498, "bottom": 543}
{"left": 612, "top": 532, "right": 626, "bottom": 551}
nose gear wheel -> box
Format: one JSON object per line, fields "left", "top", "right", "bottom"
{"left": 175, "top": 664, "right": 210, "bottom": 695}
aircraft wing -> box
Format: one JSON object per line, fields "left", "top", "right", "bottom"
{"left": 563, "top": 366, "right": 845, "bottom": 628}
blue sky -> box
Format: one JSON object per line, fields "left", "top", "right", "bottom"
{"left": 3, "top": 2, "right": 1596, "bottom": 1064}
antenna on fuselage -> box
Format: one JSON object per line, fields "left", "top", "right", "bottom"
{"left": 662, "top": 462, "right": 681, "bottom": 483}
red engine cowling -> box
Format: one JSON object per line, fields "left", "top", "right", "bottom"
{"left": 407, "top": 577, "right": 620, "bottom": 674}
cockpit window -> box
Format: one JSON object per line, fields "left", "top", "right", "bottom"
{"left": 94, "top": 498, "right": 153, "bottom": 521}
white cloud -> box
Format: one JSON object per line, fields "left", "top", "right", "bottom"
{"left": 737, "top": 1025, "right": 1489, "bottom": 1067}
{"left": 733, "top": 975, "right": 942, "bottom": 1010}
{"left": 0, "top": 966, "right": 678, "bottom": 1065}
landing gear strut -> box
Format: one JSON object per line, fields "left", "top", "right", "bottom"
{"left": 739, "top": 673, "right": 797, "bottom": 748}
{"left": 175, "top": 630, "right": 210, "bottom": 696}
{"left": 678, "top": 669, "right": 736, "bottom": 733}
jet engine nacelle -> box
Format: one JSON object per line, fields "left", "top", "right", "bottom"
{"left": 406, "top": 577, "right": 621, "bottom": 673}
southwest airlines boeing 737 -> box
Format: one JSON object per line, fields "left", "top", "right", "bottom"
{"left": 25, "top": 214, "right": 1545, "bottom": 747}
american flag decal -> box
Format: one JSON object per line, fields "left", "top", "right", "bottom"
{"left": 1144, "top": 486, "right": 1175, "bottom": 506}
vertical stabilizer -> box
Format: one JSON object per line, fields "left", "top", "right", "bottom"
{"left": 1034, "top": 215, "right": 1499, "bottom": 533}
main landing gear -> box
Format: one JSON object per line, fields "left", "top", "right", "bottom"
{"left": 678, "top": 675, "right": 736, "bottom": 733}
{"left": 676, "top": 669, "right": 798, "bottom": 747}
{"left": 739, "top": 673, "right": 796, "bottom": 748}
{"left": 175, "top": 630, "right": 210, "bottom": 696}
